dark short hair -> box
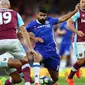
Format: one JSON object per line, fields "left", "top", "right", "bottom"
{"left": 38, "top": 6, "right": 47, "bottom": 13}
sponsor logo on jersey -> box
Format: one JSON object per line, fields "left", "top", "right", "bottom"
{"left": 81, "top": 19, "right": 85, "bottom": 23}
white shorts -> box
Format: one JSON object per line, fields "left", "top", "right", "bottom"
{"left": 0, "top": 39, "right": 26, "bottom": 60}
{"left": 73, "top": 42, "right": 85, "bottom": 59}
{"left": 0, "top": 52, "right": 16, "bottom": 74}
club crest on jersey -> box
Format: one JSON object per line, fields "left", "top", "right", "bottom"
{"left": 45, "top": 21, "right": 49, "bottom": 24}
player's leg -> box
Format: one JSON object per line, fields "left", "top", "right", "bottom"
{"left": 0, "top": 52, "right": 30, "bottom": 85}
{"left": 47, "top": 69, "right": 59, "bottom": 85}
{"left": 2, "top": 66, "right": 34, "bottom": 85}
{"left": 5, "top": 70, "right": 22, "bottom": 85}
{"left": 32, "top": 52, "right": 42, "bottom": 85}
{"left": 68, "top": 58, "right": 85, "bottom": 79}
{"left": 59, "top": 43, "right": 71, "bottom": 72}
{"left": 44, "top": 55, "right": 60, "bottom": 85}
{"left": 20, "top": 58, "right": 31, "bottom": 85}
{"left": 9, "top": 39, "right": 33, "bottom": 85}
{"left": 66, "top": 43, "right": 85, "bottom": 85}
{"left": 4, "top": 58, "right": 31, "bottom": 85}
{"left": 66, "top": 58, "right": 85, "bottom": 85}
{"left": 17, "top": 67, "right": 34, "bottom": 84}
{"left": 0, "top": 52, "right": 22, "bottom": 69}
{"left": 59, "top": 43, "right": 66, "bottom": 72}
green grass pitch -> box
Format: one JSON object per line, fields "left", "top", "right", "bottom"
{"left": 0, "top": 76, "right": 85, "bottom": 85}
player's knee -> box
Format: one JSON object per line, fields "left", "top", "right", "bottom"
{"left": 12, "top": 59, "right": 22, "bottom": 68}
{"left": 8, "top": 58, "right": 22, "bottom": 68}
{"left": 15, "top": 60, "right": 22, "bottom": 68}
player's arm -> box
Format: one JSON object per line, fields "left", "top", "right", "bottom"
{"left": 29, "top": 32, "right": 44, "bottom": 43}
{"left": 58, "top": 4, "right": 79, "bottom": 23}
{"left": 20, "top": 25, "right": 33, "bottom": 50}
{"left": 17, "top": 13, "right": 33, "bottom": 50}
{"left": 67, "top": 18, "right": 78, "bottom": 34}
{"left": 67, "top": 12, "right": 85, "bottom": 37}
{"left": 26, "top": 23, "right": 44, "bottom": 43}
{"left": 57, "top": 28, "right": 66, "bottom": 35}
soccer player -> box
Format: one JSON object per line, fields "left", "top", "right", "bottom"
{"left": 66, "top": 0, "right": 85, "bottom": 85}
{"left": 58, "top": 22, "right": 73, "bottom": 72}
{"left": 0, "top": 0, "right": 36, "bottom": 85}
{"left": 26, "top": 5, "right": 79, "bottom": 85}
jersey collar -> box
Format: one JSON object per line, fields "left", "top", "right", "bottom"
{"left": 80, "top": 8, "right": 85, "bottom": 12}
{"left": 36, "top": 20, "right": 42, "bottom": 24}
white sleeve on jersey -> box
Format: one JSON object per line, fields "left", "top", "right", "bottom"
{"left": 71, "top": 11, "right": 80, "bottom": 22}
{"left": 17, "top": 13, "right": 24, "bottom": 28}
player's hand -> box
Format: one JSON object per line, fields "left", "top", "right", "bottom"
{"left": 77, "top": 31, "right": 85, "bottom": 37}
{"left": 75, "top": 3, "right": 80, "bottom": 11}
{"left": 34, "top": 37, "right": 44, "bottom": 43}
{"left": 17, "top": 31, "right": 23, "bottom": 39}
{"left": 29, "top": 49, "right": 37, "bottom": 57}
{"left": 60, "top": 30, "right": 66, "bottom": 35}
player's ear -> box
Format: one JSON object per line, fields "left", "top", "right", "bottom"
{"left": 8, "top": 4, "right": 11, "bottom": 9}
{"left": 36, "top": 12, "right": 39, "bottom": 18}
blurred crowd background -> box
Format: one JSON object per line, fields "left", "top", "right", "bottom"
{"left": 9, "top": 0, "right": 79, "bottom": 24}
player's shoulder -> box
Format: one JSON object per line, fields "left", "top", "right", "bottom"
{"left": 30, "top": 20, "right": 39, "bottom": 25}
{"left": 7, "top": 9, "right": 18, "bottom": 14}
{"left": 26, "top": 20, "right": 37, "bottom": 28}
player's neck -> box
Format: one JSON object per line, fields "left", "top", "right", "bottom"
{"left": 36, "top": 20, "right": 41, "bottom": 24}
{"left": 36, "top": 19, "right": 45, "bottom": 24}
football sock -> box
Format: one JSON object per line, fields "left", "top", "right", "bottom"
{"left": 68, "top": 62, "right": 84, "bottom": 79}
{"left": 33, "top": 62, "right": 40, "bottom": 84}
{"left": 21, "top": 63, "right": 30, "bottom": 84}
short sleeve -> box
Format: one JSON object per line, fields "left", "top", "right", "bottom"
{"left": 49, "top": 17, "right": 59, "bottom": 25}
{"left": 26, "top": 22, "right": 34, "bottom": 32}
{"left": 71, "top": 11, "right": 80, "bottom": 22}
{"left": 17, "top": 13, "right": 24, "bottom": 28}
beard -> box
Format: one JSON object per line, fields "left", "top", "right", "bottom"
{"left": 38, "top": 19, "right": 45, "bottom": 24}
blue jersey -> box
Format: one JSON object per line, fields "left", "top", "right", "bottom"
{"left": 59, "top": 22, "right": 73, "bottom": 44}
{"left": 26, "top": 17, "right": 59, "bottom": 53}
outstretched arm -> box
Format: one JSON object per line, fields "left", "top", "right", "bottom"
{"left": 58, "top": 4, "right": 79, "bottom": 23}
{"left": 58, "top": 10, "right": 77, "bottom": 23}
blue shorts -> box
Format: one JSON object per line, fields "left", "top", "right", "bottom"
{"left": 35, "top": 48, "right": 60, "bottom": 71}
{"left": 59, "top": 43, "right": 72, "bottom": 56}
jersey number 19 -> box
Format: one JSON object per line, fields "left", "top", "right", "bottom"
{"left": 0, "top": 12, "right": 12, "bottom": 25}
